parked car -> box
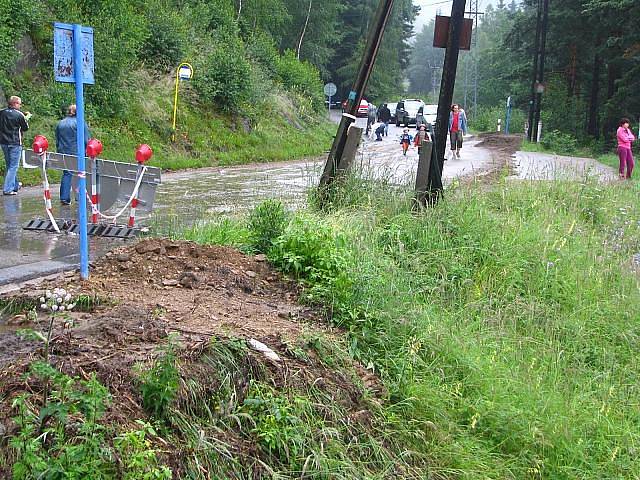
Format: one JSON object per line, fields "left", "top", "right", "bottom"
{"left": 387, "top": 102, "right": 398, "bottom": 122}
{"left": 395, "top": 99, "right": 425, "bottom": 127}
{"left": 416, "top": 104, "right": 438, "bottom": 130}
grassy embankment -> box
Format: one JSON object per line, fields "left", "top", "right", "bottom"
{"left": 1, "top": 72, "right": 334, "bottom": 189}
{"left": 173, "top": 169, "right": 640, "bottom": 478}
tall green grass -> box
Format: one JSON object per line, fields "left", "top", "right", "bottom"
{"left": 177, "top": 173, "right": 640, "bottom": 478}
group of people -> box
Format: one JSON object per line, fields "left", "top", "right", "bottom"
{"left": 0, "top": 96, "right": 89, "bottom": 203}
{"left": 366, "top": 102, "right": 392, "bottom": 141}
{"left": 398, "top": 103, "right": 468, "bottom": 158}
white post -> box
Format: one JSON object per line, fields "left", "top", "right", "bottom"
{"left": 536, "top": 120, "right": 543, "bottom": 143}
{"left": 497, "top": 118, "right": 502, "bottom": 132}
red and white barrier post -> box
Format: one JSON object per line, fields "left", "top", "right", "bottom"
{"left": 128, "top": 144, "right": 152, "bottom": 228}
{"left": 85, "top": 138, "right": 103, "bottom": 224}
{"left": 32, "top": 135, "right": 61, "bottom": 233}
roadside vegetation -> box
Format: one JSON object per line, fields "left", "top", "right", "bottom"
{"left": 173, "top": 171, "right": 639, "bottom": 478}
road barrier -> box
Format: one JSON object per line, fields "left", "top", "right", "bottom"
{"left": 22, "top": 143, "right": 161, "bottom": 238}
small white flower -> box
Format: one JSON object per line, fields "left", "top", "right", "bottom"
{"left": 65, "top": 293, "right": 71, "bottom": 302}
{"left": 56, "top": 297, "right": 63, "bottom": 303}
{"left": 67, "top": 303, "right": 75, "bottom": 311}
{"left": 39, "top": 297, "right": 45, "bottom": 303}
{"left": 41, "top": 304, "right": 48, "bottom": 310}
{"left": 59, "top": 306, "right": 65, "bottom": 312}
{"left": 51, "top": 305, "right": 58, "bottom": 312}
{"left": 46, "top": 291, "right": 52, "bottom": 298}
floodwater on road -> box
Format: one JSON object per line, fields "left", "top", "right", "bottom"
{"left": 0, "top": 118, "right": 494, "bottom": 287}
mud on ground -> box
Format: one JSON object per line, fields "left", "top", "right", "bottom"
{"left": 468, "top": 132, "right": 523, "bottom": 183}
{"left": 0, "top": 239, "right": 385, "bottom": 475}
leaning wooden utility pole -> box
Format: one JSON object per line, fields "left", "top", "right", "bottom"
{"left": 428, "top": 0, "right": 467, "bottom": 205}
{"left": 318, "top": 0, "right": 395, "bottom": 193}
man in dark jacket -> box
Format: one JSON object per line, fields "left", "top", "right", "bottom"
{"left": 56, "top": 104, "right": 90, "bottom": 205}
{"left": 377, "top": 103, "right": 391, "bottom": 136}
{"left": 0, "top": 96, "right": 30, "bottom": 195}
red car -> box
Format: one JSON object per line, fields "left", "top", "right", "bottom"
{"left": 342, "top": 99, "right": 370, "bottom": 118}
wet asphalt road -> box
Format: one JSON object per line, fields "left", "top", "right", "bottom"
{"left": 0, "top": 118, "right": 496, "bottom": 287}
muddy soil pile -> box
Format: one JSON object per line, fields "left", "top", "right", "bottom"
{"left": 0, "top": 239, "right": 384, "bottom": 476}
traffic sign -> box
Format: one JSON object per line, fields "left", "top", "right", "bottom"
{"left": 53, "top": 23, "right": 95, "bottom": 84}
{"left": 178, "top": 64, "right": 193, "bottom": 80}
{"left": 324, "top": 82, "right": 337, "bottom": 97}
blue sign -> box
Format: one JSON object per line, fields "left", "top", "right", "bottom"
{"left": 53, "top": 23, "right": 95, "bottom": 84}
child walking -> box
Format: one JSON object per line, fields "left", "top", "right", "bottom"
{"left": 400, "top": 128, "right": 413, "bottom": 156}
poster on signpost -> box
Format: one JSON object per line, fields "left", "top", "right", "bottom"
{"left": 53, "top": 23, "right": 95, "bottom": 84}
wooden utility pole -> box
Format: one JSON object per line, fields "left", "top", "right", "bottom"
{"left": 428, "top": 0, "right": 467, "bottom": 205}
{"left": 318, "top": 0, "right": 395, "bottom": 191}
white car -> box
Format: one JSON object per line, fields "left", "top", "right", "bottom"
{"left": 387, "top": 102, "right": 398, "bottom": 121}
{"left": 417, "top": 104, "right": 438, "bottom": 129}
{"left": 395, "top": 99, "right": 425, "bottom": 127}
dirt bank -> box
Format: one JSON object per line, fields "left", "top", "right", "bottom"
{"left": 0, "top": 239, "right": 385, "bottom": 477}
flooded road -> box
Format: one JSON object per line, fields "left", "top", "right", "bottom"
{"left": 0, "top": 119, "right": 494, "bottom": 287}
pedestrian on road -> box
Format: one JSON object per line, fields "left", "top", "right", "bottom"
{"left": 366, "top": 102, "right": 377, "bottom": 136}
{"left": 55, "top": 104, "right": 90, "bottom": 205}
{"left": 400, "top": 128, "right": 413, "bottom": 156}
{"left": 616, "top": 117, "right": 635, "bottom": 179}
{"left": 414, "top": 124, "right": 431, "bottom": 155}
{"left": 448, "top": 103, "right": 468, "bottom": 159}
{"left": 0, "top": 96, "right": 30, "bottom": 196}
{"left": 377, "top": 103, "right": 391, "bottom": 137}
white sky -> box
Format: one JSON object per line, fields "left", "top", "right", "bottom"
{"left": 413, "top": 0, "right": 492, "bottom": 34}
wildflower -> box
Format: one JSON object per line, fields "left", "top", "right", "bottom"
{"left": 51, "top": 305, "right": 58, "bottom": 312}
{"left": 40, "top": 304, "right": 47, "bottom": 310}
{"left": 39, "top": 297, "right": 45, "bottom": 303}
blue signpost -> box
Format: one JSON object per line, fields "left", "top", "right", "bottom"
{"left": 505, "top": 96, "right": 513, "bottom": 135}
{"left": 53, "top": 23, "right": 95, "bottom": 279}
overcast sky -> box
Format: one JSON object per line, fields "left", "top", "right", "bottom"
{"left": 413, "top": 0, "right": 492, "bottom": 34}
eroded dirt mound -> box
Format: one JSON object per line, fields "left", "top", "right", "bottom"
{"left": 0, "top": 239, "right": 386, "bottom": 476}
{"left": 477, "top": 132, "right": 522, "bottom": 155}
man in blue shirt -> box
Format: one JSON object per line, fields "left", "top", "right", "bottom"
{"left": 0, "top": 96, "right": 30, "bottom": 195}
{"left": 55, "top": 104, "right": 90, "bottom": 205}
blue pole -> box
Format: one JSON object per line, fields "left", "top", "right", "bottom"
{"left": 505, "top": 96, "right": 512, "bottom": 135}
{"left": 73, "top": 24, "right": 89, "bottom": 279}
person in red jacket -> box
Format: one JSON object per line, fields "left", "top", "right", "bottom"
{"left": 616, "top": 118, "right": 636, "bottom": 179}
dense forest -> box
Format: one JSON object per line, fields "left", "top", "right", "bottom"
{"left": 409, "top": 0, "right": 640, "bottom": 148}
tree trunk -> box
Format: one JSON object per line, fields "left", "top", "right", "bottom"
{"left": 587, "top": 50, "right": 601, "bottom": 137}
{"left": 297, "top": 0, "right": 313, "bottom": 60}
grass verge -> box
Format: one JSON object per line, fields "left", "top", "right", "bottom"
{"left": 174, "top": 172, "right": 640, "bottom": 478}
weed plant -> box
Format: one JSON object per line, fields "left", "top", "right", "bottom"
{"left": 5, "top": 363, "right": 171, "bottom": 479}
{"left": 177, "top": 172, "right": 640, "bottom": 478}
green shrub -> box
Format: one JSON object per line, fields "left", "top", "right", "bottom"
{"left": 275, "top": 50, "right": 324, "bottom": 109}
{"left": 140, "top": 2, "right": 188, "bottom": 69}
{"left": 194, "top": 38, "right": 253, "bottom": 112}
{"left": 541, "top": 129, "right": 579, "bottom": 155}
{"left": 472, "top": 105, "right": 526, "bottom": 134}
{"left": 248, "top": 199, "right": 289, "bottom": 253}
{"left": 137, "top": 341, "right": 179, "bottom": 420}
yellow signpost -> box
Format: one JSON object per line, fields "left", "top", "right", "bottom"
{"left": 171, "top": 62, "right": 194, "bottom": 141}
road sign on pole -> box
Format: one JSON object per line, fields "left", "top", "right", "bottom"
{"left": 324, "top": 82, "right": 337, "bottom": 116}
{"left": 172, "top": 62, "right": 194, "bottom": 142}
{"left": 53, "top": 23, "right": 93, "bottom": 279}
{"left": 53, "top": 23, "right": 95, "bottom": 84}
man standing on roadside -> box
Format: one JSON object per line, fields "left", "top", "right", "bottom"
{"left": 0, "top": 96, "right": 30, "bottom": 196}
{"left": 56, "top": 104, "right": 89, "bottom": 205}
